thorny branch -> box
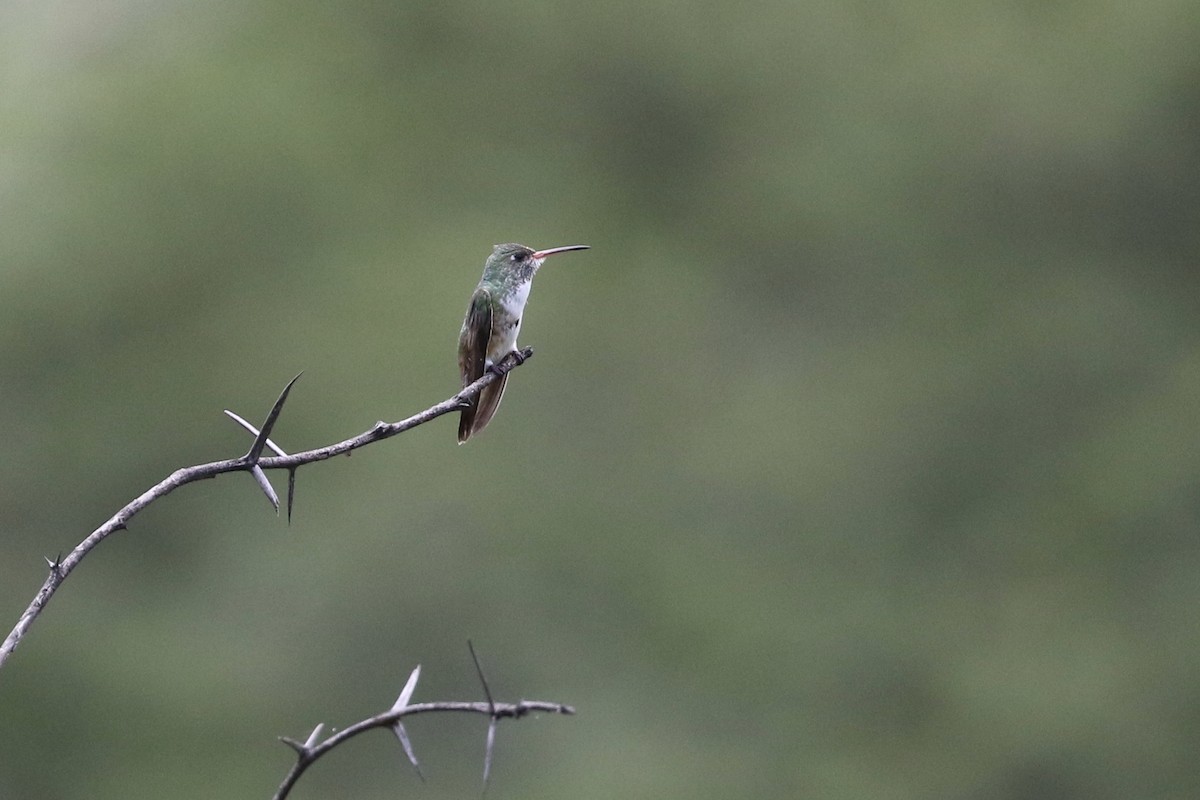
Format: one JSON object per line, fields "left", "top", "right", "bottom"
{"left": 273, "top": 650, "right": 574, "bottom": 800}
{"left": 0, "top": 348, "right": 535, "bottom": 671}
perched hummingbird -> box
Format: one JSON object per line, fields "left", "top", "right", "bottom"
{"left": 457, "top": 242, "right": 589, "bottom": 443}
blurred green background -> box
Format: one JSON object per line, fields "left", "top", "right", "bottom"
{"left": 2, "top": 1, "right": 1200, "bottom": 798}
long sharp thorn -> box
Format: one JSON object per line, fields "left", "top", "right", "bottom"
{"left": 467, "top": 640, "right": 495, "bottom": 712}
{"left": 303, "top": 723, "right": 325, "bottom": 749}
{"left": 224, "top": 409, "right": 289, "bottom": 457}
{"left": 467, "top": 641, "right": 498, "bottom": 796}
{"left": 286, "top": 469, "right": 297, "bottom": 525}
{"left": 389, "top": 666, "right": 424, "bottom": 780}
{"left": 246, "top": 372, "right": 302, "bottom": 464}
{"left": 251, "top": 465, "right": 280, "bottom": 513}
{"left": 393, "top": 665, "right": 421, "bottom": 712}
{"left": 482, "top": 716, "right": 498, "bottom": 794}
{"left": 392, "top": 722, "right": 425, "bottom": 781}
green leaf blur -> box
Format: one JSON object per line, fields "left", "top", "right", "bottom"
{"left": 1, "top": 2, "right": 1198, "bottom": 798}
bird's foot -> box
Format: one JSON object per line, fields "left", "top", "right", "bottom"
{"left": 486, "top": 349, "right": 532, "bottom": 375}
{"left": 488, "top": 350, "right": 525, "bottom": 374}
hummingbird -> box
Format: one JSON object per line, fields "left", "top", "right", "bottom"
{"left": 457, "top": 242, "right": 589, "bottom": 443}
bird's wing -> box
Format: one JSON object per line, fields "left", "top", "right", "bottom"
{"left": 458, "top": 288, "right": 493, "bottom": 443}
{"left": 459, "top": 287, "right": 492, "bottom": 387}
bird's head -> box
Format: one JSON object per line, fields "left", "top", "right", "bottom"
{"left": 486, "top": 243, "right": 589, "bottom": 279}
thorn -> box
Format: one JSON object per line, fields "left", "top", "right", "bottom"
{"left": 245, "top": 372, "right": 303, "bottom": 465}
{"left": 251, "top": 465, "right": 280, "bottom": 513}
{"left": 279, "top": 736, "right": 308, "bottom": 756}
{"left": 224, "top": 409, "right": 289, "bottom": 457}
{"left": 392, "top": 721, "right": 425, "bottom": 781}
{"left": 468, "top": 641, "right": 500, "bottom": 796}
{"left": 482, "top": 716, "right": 498, "bottom": 795}
{"left": 467, "top": 640, "right": 495, "bottom": 713}
{"left": 392, "top": 665, "right": 421, "bottom": 712}
{"left": 303, "top": 723, "right": 324, "bottom": 748}
{"left": 43, "top": 554, "right": 62, "bottom": 573}
{"left": 387, "top": 667, "right": 424, "bottom": 780}
{"left": 286, "top": 469, "right": 297, "bottom": 525}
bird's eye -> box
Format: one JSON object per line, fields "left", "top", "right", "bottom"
{"left": 512, "top": 252, "right": 527, "bottom": 262}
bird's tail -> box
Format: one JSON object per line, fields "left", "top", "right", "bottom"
{"left": 457, "top": 373, "right": 508, "bottom": 444}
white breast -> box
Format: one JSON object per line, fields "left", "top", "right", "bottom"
{"left": 502, "top": 282, "right": 531, "bottom": 317}
{"left": 488, "top": 282, "right": 531, "bottom": 361}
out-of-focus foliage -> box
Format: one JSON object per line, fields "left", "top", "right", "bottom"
{"left": 2, "top": 2, "right": 1199, "bottom": 798}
